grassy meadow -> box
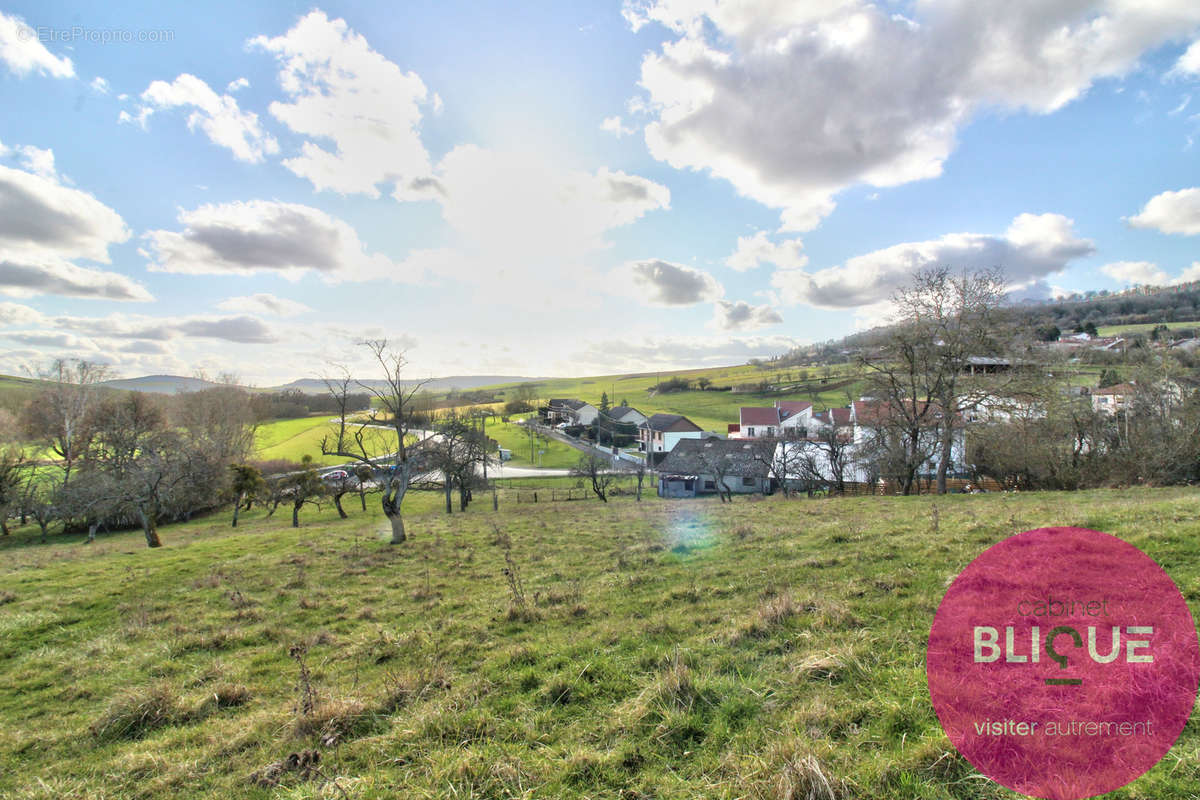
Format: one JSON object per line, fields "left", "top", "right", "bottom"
{"left": 1, "top": 486, "right": 1198, "bottom": 798}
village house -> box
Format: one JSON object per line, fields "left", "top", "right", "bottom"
{"left": 1090, "top": 382, "right": 1137, "bottom": 415}
{"left": 604, "top": 405, "right": 648, "bottom": 427}
{"left": 657, "top": 438, "right": 775, "bottom": 498}
{"left": 639, "top": 413, "right": 704, "bottom": 454}
{"left": 545, "top": 398, "right": 599, "bottom": 426}
{"left": 728, "top": 400, "right": 813, "bottom": 439}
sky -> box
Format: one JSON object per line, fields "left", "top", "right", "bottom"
{"left": 1, "top": 1, "right": 1199, "bottom": 384}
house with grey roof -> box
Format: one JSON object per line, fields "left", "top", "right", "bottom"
{"left": 657, "top": 438, "right": 775, "bottom": 498}
{"left": 639, "top": 412, "right": 704, "bottom": 454}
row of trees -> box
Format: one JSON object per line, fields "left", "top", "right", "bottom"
{"left": 6, "top": 361, "right": 258, "bottom": 546}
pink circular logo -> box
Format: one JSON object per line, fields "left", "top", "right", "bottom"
{"left": 927, "top": 527, "right": 1199, "bottom": 799}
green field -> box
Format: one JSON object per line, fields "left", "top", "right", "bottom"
{"left": 253, "top": 416, "right": 403, "bottom": 467}
{"left": 1097, "top": 322, "right": 1200, "bottom": 337}
{"left": 487, "top": 364, "right": 863, "bottom": 431}
{"left": 486, "top": 420, "right": 581, "bottom": 469}
{"left": 2, "top": 486, "right": 1198, "bottom": 798}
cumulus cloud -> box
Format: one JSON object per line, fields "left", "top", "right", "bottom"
{"left": 226, "top": 77, "right": 249, "bottom": 92}
{"left": 90, "top": 76, "right": 110, "bottom": 94}
{"left": 772, "top": 213, "right": 1094, "bottom": 309}
{"left": 135, "top": 73, "right": 279, "bottom": 163}
{"left": 1127, "top": 187, "right": 1200, "bottom": 235}
{"left": 726, "top": 231, "right": 807, "bottom": 271}
{"left": 52, "top": 312, "right": 277, "bottom": 344}
{"left": 1170, "top": 40, "right": 1200, "bottom": 79}
{"left": 1101, "top": 260, "right": 1169, "bottom": 286}
{"left": 0, "top": 156, "right": 150, "bottom": 301}
{"left": 0, "top": 260, "right": 152, "bottom": 301}
{"left": 217, "top": 292, "right": 312, "bottom": 316}
{"left": 623, "top": 259, "right": 723, "bottom": 306}
{"left": 710, "top": 299, "right": 783, "bottom": 330}
{"left": 0, "top": 301, "right": 44, "bottom": 326}
{"left": 250, "top": 10, "right": 436, "bottom": 196}
{"left": 626, "top": 0, "right": 1200, "bottom": 230}
{"left": 0, "top": 12, "right": 74, "bottom": 78}
{"left": 143, "top": 200, "right": 413, "bottom": 283}
{"left": 601, "top": 115, "right": 637, "bottom": 137}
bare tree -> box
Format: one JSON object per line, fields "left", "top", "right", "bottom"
{"left": 571, "top": 453, "right": 615, "bottom": 502}
{"left": 21, "top": 359, "right": 110, "bottom": 487}
{"left": 0, "top": 450, "right": 24, "bottom": 535}
{"left": 886, "top": 267, "right": 1009, "bottom": 493}
{"left": 431, "top": 411, "right": 488, "bottom": 513}
{"left": 321, "top": 340, "right": 429, "bottom": 544}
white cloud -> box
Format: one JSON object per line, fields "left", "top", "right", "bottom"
{"left": 137, "top": 73, "right": 279, "bottom": 163}
{"left": 726, "top": 231, "right": 807, "bottom": 271}
{"left": 0, "top": 155, "right": 150, "bottom": 301}
{"left": 143, "top": 199, "right": 415, "bottom": 283}
{"left": 0, "top": 12, "right": 74, "bottom": 78}
{"left": 620, "top": 259, "right": 723, "bottom": 306}
{"left": 627, "top": 0, "right": 1200, "bottom": 231}
{"left": 250, "top": 10, "right": 435, "bottom": 196}
{"left": 601, "top": 115, "right": 637, "bottom": 137}
{"left": 772, "top": 213, "right": 1094, "bottom": 310}
{"left": 226, "top": 77, "right": 250, "bottom": 92}
{"left": 52, "top": 312, "right": 277, "bottom": 343}
{"left": 710, "top": 299, "right": 783, "bottom": 330}
{"left": 90, "top": 76, "right": 110, "bottom": 94}
{"left": 1170, "top": 39, "right": 1200, "bottom": 79}
{"left": 14, "top": 144, "right": 54, "bottom": 179}
{"left": 1100, "top": 260, "right": 1169, "bottom": 285}
{"left": 0, "top": 301, "right": 44, "bottom": 326}
{"left": 217, "top": 292, "right": 312, "bottom": 316}
{"left": 1127, "top": 187, "right": 1200, "bottom": 235}
{"left": 1175, "top": 261, "right": 1200, "bottom": 284}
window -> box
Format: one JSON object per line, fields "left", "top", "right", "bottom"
{"left": 704, "top": 480, "right": 715, "bottom": 490}
{"left": 741, "top": 476, "right": 755, "bottom": 487}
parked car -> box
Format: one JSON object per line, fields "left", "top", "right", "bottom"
{"left": 321, "top": 469, "right": 349, "bottom": 483}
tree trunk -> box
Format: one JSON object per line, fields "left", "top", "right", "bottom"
{"left": 936, "top": 420, "right": 953, "bottom": 495}
{"left": 87, "top": 521, "right": 98, "bottom": 543}
{"left": 292, "top": 500, "right": 301, "bottom": 528}
{"left": 232, "top": 492, "right": 243, "bottom": 527}
{"left": 334, "top": 493, "right": 348, "bottom": 519}
{"left": 385, "top": 510, "right": 406, "bottom": 543}
{"left": 139, "top": 509, "right": 162, "bottom": 548}
{"left": 359, "top": 486, "right": 367, "bottom": 511}
{"left": 444, "top": 474, "right": 453, "bottom": 514}
{"left": 0, "top": 518, "right": 8, "bottom": 536}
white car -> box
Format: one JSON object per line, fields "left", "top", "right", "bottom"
{"left": 321, "top": 469, "right": 350, "bottom": 483}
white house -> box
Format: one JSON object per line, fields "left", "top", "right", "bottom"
{"left": 639, "top": 413, "right": 705, "bottom": 453}
{"left": 730, "top": 401, "right": 813, "bottom": 439}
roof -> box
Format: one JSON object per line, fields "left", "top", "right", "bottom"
{"left": 643, "top": 413, "right": 702, "bottom": 432}
{"left": 658, "top": 438, "right": 774, "bottom": 478}
{"left": 775, "top": 401, "right": 813, "bottom": 418}
{"left": 606, "top": 405, "right": 643, "bottom": 422}
{"left": 852, "top": 399, "right": 960, "bottom": 427}
{"left": 740, "top": 406, "right": 781, "bottom": 426}
{"left": 1092, "top": 382, "right": 1137, "bottom": 396}
{"left": 966, "top": 356, "right": 1011, "bottom": 366}
{"left": 548, "top": 398, "right": 592, "bottom": 411}
{"left": 813, "top": 407, "right": 852, "bottom": 427}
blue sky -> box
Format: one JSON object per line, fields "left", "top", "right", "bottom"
{"left": 1, "top": 1, "right": 1199, "bottom": 383}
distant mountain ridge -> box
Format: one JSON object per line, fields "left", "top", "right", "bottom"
{"left": 99, "top": 374, "right": 547, "bottom": 395}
